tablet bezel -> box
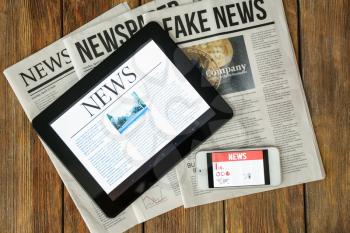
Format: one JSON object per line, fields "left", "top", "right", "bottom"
{"left": 33, "top": 22, "right": 233, "bottom": 217}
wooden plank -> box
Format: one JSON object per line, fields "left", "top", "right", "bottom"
{"left": 144, "top": 203, "right": 224, "bottom": 233}
{"left": 61, "top": 1, "right": 143, "bottom": 232}
{"left": 300, "top": 0, "right": 350, "bottom": 232}
{"left": 62, "top": 0, "right": 139, "bottom": 33}
{"left": 0, "top": 0, "right": 63, "bottom": 233}
{"left": 225, "top": 187, "right": 305, "bottom": 233}
{"left": 224, "top": 0, "right": 305, "bottom": 232}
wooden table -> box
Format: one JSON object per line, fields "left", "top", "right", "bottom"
{"left": 1, "top": 0, "right": 349, "bottom": 232}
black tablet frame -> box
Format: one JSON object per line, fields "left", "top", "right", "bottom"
{"left": 33, "top": 22, "right": 233, "bottom": 218}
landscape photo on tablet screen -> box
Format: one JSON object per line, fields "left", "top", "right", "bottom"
{"left": 107, "top": 92, "right": 149, "bottom": 134}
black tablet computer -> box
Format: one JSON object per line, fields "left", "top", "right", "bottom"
{"left": 33, "top": 22, "right": 233, "bottom": 217}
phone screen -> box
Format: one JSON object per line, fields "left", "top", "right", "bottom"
{"left": 207, "top": 150, "right": 270, "bottom": 188}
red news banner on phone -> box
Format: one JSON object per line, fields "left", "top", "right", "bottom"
{"left": 208, "top": 150, "right": 270, "bottom": 188}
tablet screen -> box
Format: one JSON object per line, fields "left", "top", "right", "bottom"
{"left": 50, "top": 40, "right": 211, "bottom": 198}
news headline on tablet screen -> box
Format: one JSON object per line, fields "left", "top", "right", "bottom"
{"left": 50, "top": 40, "right": 210, "bottom": 197}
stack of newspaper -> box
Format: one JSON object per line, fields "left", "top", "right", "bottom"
{"left": 3, "top": 0, "right": 325, "bottom": 232}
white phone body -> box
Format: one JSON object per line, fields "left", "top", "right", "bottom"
{"left": 196, "top": 147, "right": 281, "bottom": 190}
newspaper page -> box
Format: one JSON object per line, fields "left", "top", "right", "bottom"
{"left": 3, "top": 2, "right": 129, "bottom": 120}
{"left": 144, "top": 0, "right": 325, "bottom": 207}
{"left": 64, "top": 0, "right": 193, "bottom": 79}
{"left": 3, "top": 2, "right": 188, "bottom": 233}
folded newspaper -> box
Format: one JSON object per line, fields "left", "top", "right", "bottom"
{"left": 3, "top": 0, "right": 325, "bottom": 232}
{"left": 143, "top": 0, "right": 325, "bottom": 207}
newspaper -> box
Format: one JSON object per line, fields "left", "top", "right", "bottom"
{"left": 4, "top": 2, "right": 129, "bottom": 120}
{"left": 3, "top": 1, "right": 187, "bottom": 233}
{"left": 63, "top": 0, "right": 193, "bottom": 78}
{"left": 143, "top": 0, "right": 325, "bottom": 207}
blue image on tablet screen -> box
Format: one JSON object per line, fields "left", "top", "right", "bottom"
{"left": 107, "top": 92, "right": 148, "bottom": 134}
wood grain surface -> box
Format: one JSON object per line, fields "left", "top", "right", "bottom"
{"left": 0, "top": 0, "right": 349, "bottom": 233}
{"left": 300, "top": 0, "right": 350, "bottom": 232}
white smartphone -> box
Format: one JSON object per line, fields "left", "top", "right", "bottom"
{"left": 196, "top": 147, "right": 281, "bottom": 189}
